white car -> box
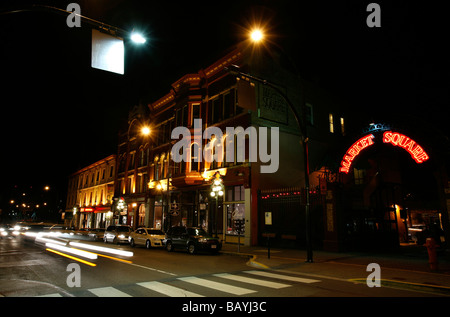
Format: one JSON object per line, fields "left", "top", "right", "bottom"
{"left": 129, "top": 228, "right": 165, "bottom": 248}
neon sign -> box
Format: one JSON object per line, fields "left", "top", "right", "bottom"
{"left": 339, "top": 131, "right": 429, "bottom": 174}
{"left": 339, "top": 134, "right": 375, "bottom": 173}
{"left": 383, "top": 131, "right": 429, "bottom": 164}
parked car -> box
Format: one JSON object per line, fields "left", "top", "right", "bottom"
{"left": 103, "top": 225, "right": 132, "bottom": 244}
{"left": 129, "top": 228, "right": 165, "bottom": 248}
{"left": 88, "top": 228, "right": 106, "bottom": 241}
{"left": 164, "top": 226, "right": 221, "bottom": 254}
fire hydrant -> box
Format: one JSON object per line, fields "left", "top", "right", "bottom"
{"left": 424, "top": 237, "right": 439, "bottom": 271}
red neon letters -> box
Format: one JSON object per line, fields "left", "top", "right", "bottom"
{"left": 339, "top": 131, "right": 430, "bottom": 174}
{"left": 383, "top": 131, "right": 429, "bottom": 164}
{"left": 339, "top": 134, "right": 375, "bottom": 173}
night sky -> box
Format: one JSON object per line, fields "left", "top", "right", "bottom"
{"left": 0, "top": 0, "right": 448, "bottom": 208}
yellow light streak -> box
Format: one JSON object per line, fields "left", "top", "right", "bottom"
{"left": 46, "top": 248, "right": 97, "bottom": 267}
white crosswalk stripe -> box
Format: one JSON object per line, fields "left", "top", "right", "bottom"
{"left": 37, "top": 293, "right": 63, "bottom": 297}
{"left": 177, "top": 276, "right": 257, "bottom": 295}
{"left": 88, "top": 286, "right": 132, "bottom": 297}
{"left": 214, "top": 273, "right": 291, "bottom": 289}
{"left": 35, "top": 270, "right": 321, "bottom": 297}
{"left": 137, "top": 281, "right": 203, "bottom": 297}
{"left": 245, "top": 270, "right": 321, "bottom": 283}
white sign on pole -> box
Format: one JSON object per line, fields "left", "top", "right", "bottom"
{"left": 91, "top": 29, "right": 124, "bottom": 75}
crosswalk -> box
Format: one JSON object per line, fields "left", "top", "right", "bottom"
{"left": 37, "top": 270, "right": 320, "bottom": 297}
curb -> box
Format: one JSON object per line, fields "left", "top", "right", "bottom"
{"left": 220, "top": 250, "right": 270, "bottom": 269}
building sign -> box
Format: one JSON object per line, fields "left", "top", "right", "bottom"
{"left": 382, "top": 131, "right": 429, "bottom": 164}
{"left": 258, "top": 85, "right": 288, "bottom": 124}
{"left": 339, "top": 134, "right": 375, "bottom": 173}
{"left": 80, "top": 207, "right": 94, "bottom": 212}
{"left": 339, "top": 131, "right": 430, "bottom": 174}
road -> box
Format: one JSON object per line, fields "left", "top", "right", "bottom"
{"left": 0, "top": 233, "right": 447, "bottom": 305}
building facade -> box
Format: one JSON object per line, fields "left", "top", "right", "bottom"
{"left": 64, "top": 154, "right": 116, "bottom": 229}
{"left": 113, "top": 44, "right": 347, "bottom": 247}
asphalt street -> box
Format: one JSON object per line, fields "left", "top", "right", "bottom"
{"left": 1, "top": 234, "right": 449, "bottom": 300}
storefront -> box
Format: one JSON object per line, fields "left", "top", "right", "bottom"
{"left": 324, "top": 123, "right": 449, "bottom": 251}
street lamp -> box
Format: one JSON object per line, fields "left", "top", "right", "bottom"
{"left": 210, "top": 172, "right": 224, "bottom": 238}
{"left": 141, "top": 126, "right": 151, "bottom": 136}
{"left": 131, "top": 32, "right": 147, "bottom": 44}
{"left": 227, "top": 33, "right": 313, "bottom": 261}
{"left": 250, "top": 29, "right": 264, "bottom": 43}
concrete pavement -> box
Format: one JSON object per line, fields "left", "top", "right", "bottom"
{"left": 220, "top": 243, "right": 450, "bottom": 295}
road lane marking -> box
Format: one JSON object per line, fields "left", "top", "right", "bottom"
{"left": 214, "top": 273, "right": 291, "bottom": 289}
{"left": 137, "top": 281, "right": 203, "bottom": 297}
{"left": 125, "top": 262, "right": 177, "bottom": 276}
{"left": 178, "top": 276, "right": 256, "bottom": 295}
{"left": 0, "top": 259, "right": 47, "bottom": 268}
{"left": 88, "top": 286, "right": 132, "bottom": 297}
{"left": 46, "top": 248, "right": 96, "bottom": 267}
{"left": 245, "top": 270, "right": 320, "bottom": 283}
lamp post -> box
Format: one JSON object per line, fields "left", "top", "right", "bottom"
{"left": 210, "top": 172, "right": 224, "bottom": 238}
{"left": 226, "top": 32, "right": 313, "bottom": 261}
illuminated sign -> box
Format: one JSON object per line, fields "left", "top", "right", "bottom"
{"left": 383, "top": 131, "right": 429, "bottom": 164}
{"left": 80, "top": 207, "right": 94, "bottom": 212}
{"left": 339, "top": 131, "right": 429, "bottom": 174}
{"left": 339, "top": 134, "right": 375, "bottom": 173}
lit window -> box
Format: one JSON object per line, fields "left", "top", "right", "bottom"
{"left": 329, "top": 113, "right": 334, "bottom": 133}
{"left": 340, "top": 117, "right": 345, "bottom": 135}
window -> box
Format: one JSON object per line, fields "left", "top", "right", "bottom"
{"left": 213, "top": 97, "right": 223, "bottom": 123}
{"left": 225, "top": 185, "right": 245, "bottom": 236}
{"left": 191, "top": 143, "right": 199, "bottom": 172}
{"left": 182, "top": 104, "right": 188, "bottom": 127}
{"left": 128, "top": 152, "right": 135, "bottom": 170}
{"left": 154, "top": 157, "right": 159, "bottom": 181}
{"left": 192, "top": 104, "right": 200, "bottom": 123}
{"left": 340, "top": 117, "right": 345, "bottom": 135}
{"left": 224, "top": 90, "right": 235, "bottom": 120}
{"left": 175, "top": 108, "right": 181, "bottom": 127}
{"left": 138, "top": 205, "right": 146, "bottom": 227}
{"left": 306, "top": 103, "right": 313, "bottom": 125}
{"left": 354, "top": 168, "right": 366, "bottom": 185}
{"left": 329, "top": 113, "right": 334, "bottom": 133}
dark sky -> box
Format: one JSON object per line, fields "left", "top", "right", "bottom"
{"left": 0, "top": 0, "right": 448, "bottom": 204}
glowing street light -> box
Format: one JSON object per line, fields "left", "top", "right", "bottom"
{"left": 250, "top": 29, "right": 264, "bottom": 43}
{"left": 131, "top": 32, "right": 146, "bottom": 44}
{"left": 141, "top": 126, "right": 151, "bottom": 136}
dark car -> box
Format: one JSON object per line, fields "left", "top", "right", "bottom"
{"left": 164, "top": 226, "right": 221, "bottom": 254}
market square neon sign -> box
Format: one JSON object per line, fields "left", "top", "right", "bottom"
{"left": 339, "top": 131, "right": 429, "bottom": 173}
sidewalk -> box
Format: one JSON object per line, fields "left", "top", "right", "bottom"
{"left": 220, "top": 243, "right": 450, "bottom": 295}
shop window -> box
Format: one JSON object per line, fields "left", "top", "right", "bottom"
{"left": 225, "top": 185, "right": 245, "bottom": 236}
{"left": 138, "top": 205, "right": 146, "bottom": 227}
